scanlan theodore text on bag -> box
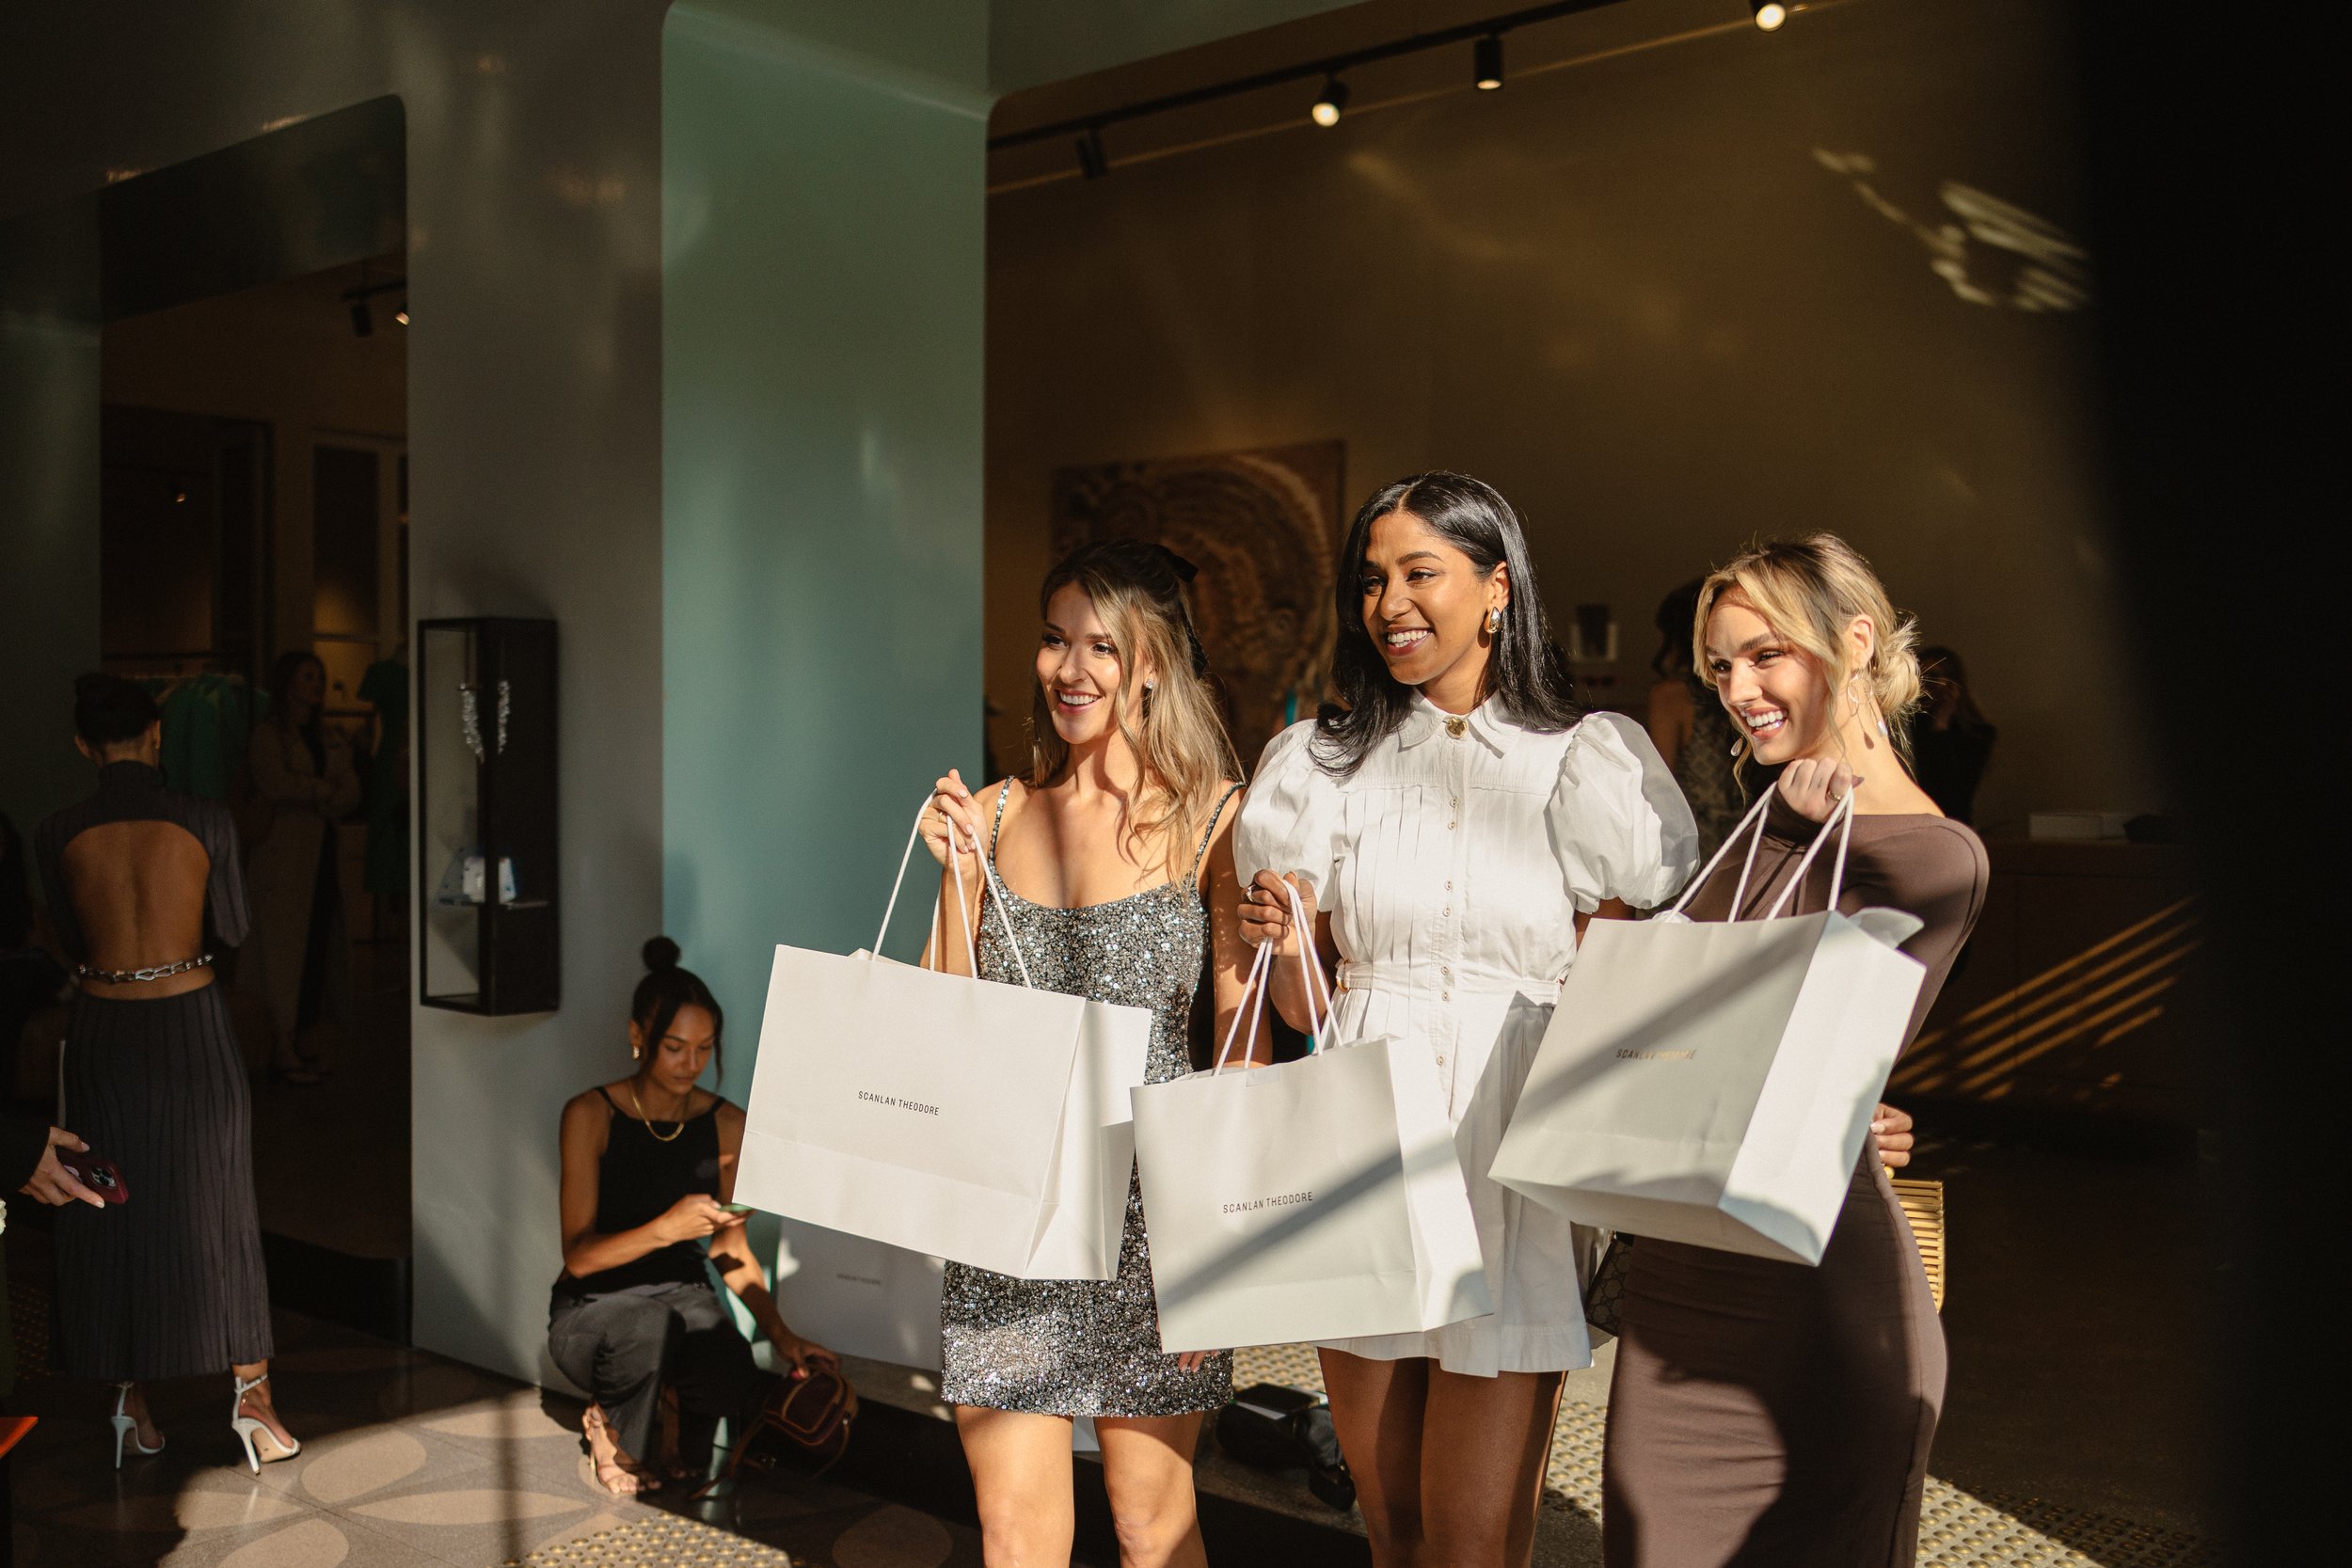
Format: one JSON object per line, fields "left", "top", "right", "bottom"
{"left": 734, "top": 799, "right": 1152, "bottom": 1281}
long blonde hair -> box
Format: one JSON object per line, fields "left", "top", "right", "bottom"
{"left": 1028, "top": 540, "right": 1240, "bottom": 874}
{"left": 1692, "top": 533, "right": 1924, "bottom": 773}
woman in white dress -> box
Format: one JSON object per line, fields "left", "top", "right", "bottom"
{"left": 1236, "top": 473, "right": 1697, "bottom": 1568}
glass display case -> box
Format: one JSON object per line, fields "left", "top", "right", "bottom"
{"left": 416, "top": 617, "right": 558, "bottom": 1014}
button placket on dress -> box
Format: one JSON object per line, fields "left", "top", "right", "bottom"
{"left": 1436, "top": 716, "right": 1474, "bottom": 1112}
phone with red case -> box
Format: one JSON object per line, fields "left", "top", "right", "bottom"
{"left": 55, "top": 1150, "right": 129, "bottom": 1204}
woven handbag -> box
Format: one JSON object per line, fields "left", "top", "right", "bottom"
{"left": 1891, "top": 1177, "right": 1947, "bottom": 1312}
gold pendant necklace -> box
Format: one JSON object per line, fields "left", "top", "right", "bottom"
{"left": 626, "top": 1081, "right": 689, "bottom": 1143}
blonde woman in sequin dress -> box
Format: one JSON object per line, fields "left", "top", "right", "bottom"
{"left": 918, "top": 540, "right": 1260, "bottom": 1568}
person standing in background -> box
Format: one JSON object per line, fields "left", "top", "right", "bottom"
{"left": 358, "top": 645, "right": 410, "bottom": 945}
{"left": 1645, "top": 578, "right": 1745, "bottom": 859}
{"left": 1905, "top": 645, "right": 1997, "bottom": 824}
{"left": 36, "top": 674, "right": 296, "bottom": 1471}
{"left": 240, "top": 651, "right": 360, "bottom": 1085}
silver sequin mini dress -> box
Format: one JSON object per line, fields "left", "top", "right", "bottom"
{"left": 938, "top": 784, "right": 1237, "bottom": 1418}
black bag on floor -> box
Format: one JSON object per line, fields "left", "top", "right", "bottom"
{"left": 1216, "top": 1383, "right": 1356, "bottom": 1512}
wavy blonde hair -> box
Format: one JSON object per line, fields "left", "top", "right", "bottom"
{"left": 1028, "top": 540, "right": 1241, "bottom": 876}
{"left": 1692, "top": 533, "right": 1924, "bottom": 773}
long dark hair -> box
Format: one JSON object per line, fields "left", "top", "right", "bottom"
{"left": 631, "top": 936, "right": 723, "bottom": 1081}
{"left": 1653, "top": 578, "right": 1706, "bottom": 681}
{"left": 1917, "top": 644, "right": 1994, "bottom": 736}
{"left": 265, "top": 649, "right": 327, "bottom": 742}
{"left": 1313, "top": 472, "right": 1580, "bottom": 776}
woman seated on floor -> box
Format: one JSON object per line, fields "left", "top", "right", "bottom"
{"left": 549, "top": 937, "right": 837, "bottom": 1494}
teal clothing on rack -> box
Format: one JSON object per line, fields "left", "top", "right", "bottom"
{"left": 146, "top": 673, "right": 262, "bottom": 802}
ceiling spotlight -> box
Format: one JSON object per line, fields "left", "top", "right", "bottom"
{"left": 1074, "top": 127, "right": 1108, "bottom": 180}
{"left": 1474, "top": 34, "right": 1504, "bottom": 90}
{"left": 394, "top": 303, "right": 410, "bottom": 326}
{"left": 1311, "top": 76, "right": 1348, "bottom": 128}
{"left": 350, "top": 300, "right": 373, "bottom": 338}
{"left": 1750, "top": 1, "right": 1788, "bottom": 29}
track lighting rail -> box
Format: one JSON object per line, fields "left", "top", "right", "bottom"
{"left": 986, "top": 0, "right": 1637, "bottom": 152}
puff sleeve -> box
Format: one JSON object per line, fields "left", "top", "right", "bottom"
{"left": 1233, "top": 721, "right": 1342, "bottom": 898}
{"left": 1546, "top": 712, "right": 1700, "bottom": 912}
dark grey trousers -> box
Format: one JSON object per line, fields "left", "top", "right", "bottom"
{"left": 548, "top": 1280, "right": 760, "bottom": 1469}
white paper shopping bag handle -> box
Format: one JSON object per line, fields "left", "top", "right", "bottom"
{"left": 1669, "top": 782, "right": 1859, "bottom": 921}
{"left": 1213, "top": 879, "right": 1334, "bottom": 1072}
{"left": 875, "top": 794, "right": 1037, "bottom": 988}
{"left": 1759, "top": 788, "right": 1859, "bottom": 920}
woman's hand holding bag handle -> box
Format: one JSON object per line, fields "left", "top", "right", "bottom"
{"left": 733, "top": 789, "right": 1136, "bottom": 1281}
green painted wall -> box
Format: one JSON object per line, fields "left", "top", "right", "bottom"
{"left": 661, "top": 4, "right": 991, "bottom": 1091}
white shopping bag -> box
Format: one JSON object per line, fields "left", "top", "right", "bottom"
{"left": 771, "top": 1218, "right": 945, "bottom": 1370}
{"left": 1490, "top": 791, "right": 1928, "bottom": 1265}
{"left": 736, "top": 800, "right": 1152, "bottom": 1280}
{"left": 1134, "top": 889, "right": 1492, "bottom": 1353}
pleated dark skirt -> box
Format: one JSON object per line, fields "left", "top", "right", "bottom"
{"left": 51, "top": 984, "right": 274, "bottom": 1380}
{"left": 1602, "top": 1159, "right": 1945, "bottom": 1568}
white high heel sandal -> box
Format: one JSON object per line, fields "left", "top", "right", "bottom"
{"left": 230, "top": 1372, "right": 299, "bottom": 1474}
{"left": 111, "top": 1382, "right": 165, "bottom": 1468}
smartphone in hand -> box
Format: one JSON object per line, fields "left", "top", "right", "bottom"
{"left": 55, "top": 1149, "right": 130, "bottom": 1204}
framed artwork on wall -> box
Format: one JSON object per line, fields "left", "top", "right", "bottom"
{"left": 1049, "top": 441, "right": 1344, "bottom": 769}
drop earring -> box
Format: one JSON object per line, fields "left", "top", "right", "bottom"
{"left": 1485, "top": 608, "right": 1502, "bottom": 635}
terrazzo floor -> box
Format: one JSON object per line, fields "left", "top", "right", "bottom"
{"left": 3, "top": 1132, "right": 2223, "bottom": 1568}
{"left": 3, "top": 1256, "right": 981, "bottom": 1568}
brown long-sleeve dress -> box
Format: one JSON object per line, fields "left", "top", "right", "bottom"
{"left": 1602, "top": 793, "right": 1988, "bottom": 1568}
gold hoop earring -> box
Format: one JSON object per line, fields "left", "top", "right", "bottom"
{"left": 1485, "top": 608, "right": 1502, "bottom": 635}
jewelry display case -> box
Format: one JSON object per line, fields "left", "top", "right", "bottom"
{"left": 416, "top": 617, "right": 558, "bottom": 1014}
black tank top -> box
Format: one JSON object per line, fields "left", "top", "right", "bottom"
{"left": 553, "top": 1086, "right": 726, "bottom": 1300}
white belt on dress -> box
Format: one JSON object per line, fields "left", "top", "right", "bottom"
{"left": 1335, "top": 960, "right": 1563, "bottom": 1006}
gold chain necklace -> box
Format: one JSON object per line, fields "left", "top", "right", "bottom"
{"left": 625, "top": 1081, "right": 690, "bottom": 1143}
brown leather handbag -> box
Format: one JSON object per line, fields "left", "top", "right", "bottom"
{"left": 725, "top": 1366, "right": 858, "bottom": 1477}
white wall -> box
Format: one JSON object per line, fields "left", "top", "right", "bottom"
{"left": 0, "top": 0, "right": 672, "bottom": 1382}
{"left": 985, "top": 0, "right": 2149, "bottom": 833}
{"left": 0, "top": 0, "right": 1362, "bottom": 1386}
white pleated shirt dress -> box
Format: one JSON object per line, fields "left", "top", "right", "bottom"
{"left": 1235, "top": 698, "right": 1698, "bottom": 1377}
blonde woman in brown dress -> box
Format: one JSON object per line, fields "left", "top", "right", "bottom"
{"left": 1603, "top": 536, "right": 1988, "bottom": 1568}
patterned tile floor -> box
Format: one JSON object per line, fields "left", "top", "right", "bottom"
{"left": 4, "top": 1244, "right": 981, "bottom": 1568}
{"left": 1225, "top": 1342, "right": 2219, "bottom": 1568}
{"left": 5, "top": 1281, "right": 2224, "bottom": 1568}
{"left": 5, "top": 1131, "right": 2221, "bottom": 1568}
